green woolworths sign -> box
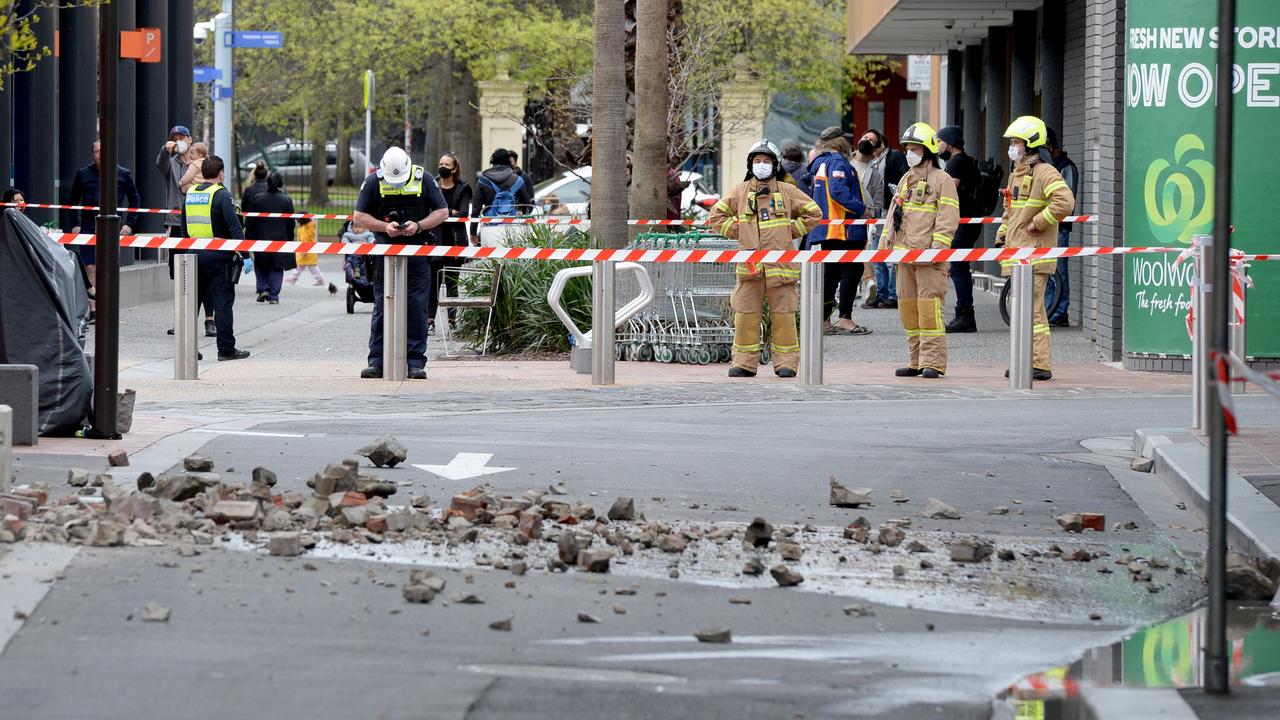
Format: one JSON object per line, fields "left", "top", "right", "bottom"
{"left": 1125, "top": 0, "right": 1280, "bottom": 356}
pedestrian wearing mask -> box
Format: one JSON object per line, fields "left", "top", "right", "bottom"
{"left": 863, "top": 130, "right": 908, "bottom": 309}
{"left": 432, "top": 153, "right": 473, "bottom": 333}
{"left": 806, "top": 127, "right": 871, "bottom": 336}
{"left": 159, "top": 125, "right": 216, "bottom": 338}
{"left": 65, "top": 138, "right": 142, "bottom": 321}
{"left": 779, "top": 140, "right": 812, "bottom": 195}
{"left": 884, "top": 123, "right": 959, "bottom": 379}
{"left": 352, "top": 147, "right": 449, "bottom": 379}
{"left": 708, "top": 140, "right": 822, "bottom": 378}
{"left": 245, "top": 172, "right": 297, "bottom": 305}
{"left": 936, "top": 126, "right": 983, "bottom": 333}
{"left": 997, "top": 116, "right": 1075, "bottom": 381}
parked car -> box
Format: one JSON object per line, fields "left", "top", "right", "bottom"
{"left": 240, "top": 140, "right": 370, "bottom": 189}
{"left": 478, "top": 166, "right": 720, "bottom": 247}
{"left": 530, "top": 166, "right": 719, "bottom": 217}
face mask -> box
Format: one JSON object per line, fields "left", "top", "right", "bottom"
{"left": 857, "top": 140, "right": 875, "bottom": 156}
{"left": 781, "top": 160, "right": 801, "bottom": 175}
{"left": 1008, "top": 145, "right": 1024, "bottom": 163}
{"left": 939, "top": 150, "right": 953, "bottom": 161}
{"left": 438, "top": 167, "right": 453, "bottom": 178}
{"left": 752, "top": 162, "right": 774, "bottom": 181}
{"left": 905, "top": 150, "right": 923, "bottom": 168}
{"left": 176, "top": 140, "right": 190, "bottom": 154}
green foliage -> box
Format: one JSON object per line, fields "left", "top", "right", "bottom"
{"left": 1, "top": 1, "right": 102, "bottom": 89}
{"left": 451, "top": 226, "right": 593, "bottom": 355}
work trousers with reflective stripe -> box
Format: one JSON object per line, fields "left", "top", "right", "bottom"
{"left": 730, "top": 275, "right": 799, "bottom": 373}
{"left": 1033, "top": 272, "right": 1052, "bottom": 371}
{"left": 896, "top": 262, "right": 948, "bottom": 373}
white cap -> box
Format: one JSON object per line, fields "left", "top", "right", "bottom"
{"left": 379, "top": 147, "right": 412, "bottom": 184}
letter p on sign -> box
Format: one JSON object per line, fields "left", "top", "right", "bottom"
{"left": 121, "top": 28, "right": 162, "bottom": 63}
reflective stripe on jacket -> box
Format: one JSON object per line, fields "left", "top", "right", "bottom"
{"left": 883, "top": 164, "right": 960, "bottom": 252}
{"left": 708, "top": 178, "right": 822, "bottom": 282}
{"left": 805, "top": 151, "right": 866, "bottom": 247}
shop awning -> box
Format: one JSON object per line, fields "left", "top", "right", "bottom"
{"left": 848, "top": 0, "right": 1043, "bottom": 54}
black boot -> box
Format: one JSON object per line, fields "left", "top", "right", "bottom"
{"left": 921, "top": 368, "right": 943, "bottom": 378}
{"left": 729, "top": 367, "right": 756, "bottom": 378}
{"left": 895, "top": 367, "right": 921, "bottom": 377}
{"left": 945, "top": 308, "right": 977, "bottom": 333}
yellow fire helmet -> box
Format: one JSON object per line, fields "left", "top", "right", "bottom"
{"left": 1003, "top": 115, "right": 1048, "bottom": 149}
{"left": 900, "top": 122, "right": 939, "bottom": 154}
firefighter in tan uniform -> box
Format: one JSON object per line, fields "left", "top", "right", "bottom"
{"left": 884, "top": 123, "right": 960, "bottom": 378}
{"left": 997, "top": 115, "right": 1076, "bottom": 381}
{"left": 709, "top": 140, "right": 822, "bottom": 377}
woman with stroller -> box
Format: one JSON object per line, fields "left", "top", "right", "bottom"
{"left": 244, "top": 172, "right": 297, "bottom": 304}
{"left": 431, "top": 152, "right": 473, "bottom": 334}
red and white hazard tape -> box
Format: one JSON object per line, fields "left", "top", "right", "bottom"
{"left": 3, "top": 201, "right": 1094, "bottom": 227}
{"left": 1211, "top": 350, "right": 1280, "bottom": 435}
{"left": 1177, "top": 241, "right": 1253, "bottom": 341}
{"left": 48, "top": 232, "right": 1187, "bottom": 265}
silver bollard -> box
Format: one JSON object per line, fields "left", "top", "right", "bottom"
{"left": 1008, "top": 263, "right": 1034, "bottom": 390}
{"left": 1192, "top": 235, "right": 1212, "bottom": 430}
{"left": 591, "top": 261, "right": 616, "bottom": 386}
{"left": 0, "top": 404, "right": 12, "bottom": 493}
{"left": 798, "top": 262, "right": 824, "bottom": 386}
{"left": 383, "top": 256, "right": 408, "bottom": 382}
{"left": 174, "top": 254, "right": 199, "bottom": 380}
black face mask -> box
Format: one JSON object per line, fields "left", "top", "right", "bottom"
{"left": 858, "top": 140, "right": 875, "bottom": 155}
{"left": 939, "top": 150, "right": 953, "bottom": 161}
{"left": 438, "top": 167, "right": 453, "bottom": 178}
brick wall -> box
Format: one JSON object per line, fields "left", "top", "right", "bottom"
{"left": 1082, "top": 0, "right": 1126, "bottom": 361}
{"left": 1063, "top": 0, "right": 1087, "bottom": 332}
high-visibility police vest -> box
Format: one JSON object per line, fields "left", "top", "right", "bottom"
{"left": 376, "top": 166, "right": 430, "bottom": 243}
{"left": 185, "top": 182, "right": 224, "bottom": 239}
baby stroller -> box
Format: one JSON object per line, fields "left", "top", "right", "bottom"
{"left": 339, "top": 220, "right": 378, "bottom": 314}
{"left": 344, "top": 255, "right": 377, "bottom": 314}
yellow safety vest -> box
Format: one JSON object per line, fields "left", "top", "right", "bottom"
{"left": 378, "top": 166, "right": 425, "bottom": 198}
{"left": 185, "top": 182, "right": 224, "bottom": 239}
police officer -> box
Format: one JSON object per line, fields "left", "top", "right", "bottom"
{"left": 182, "top": 156, "right": 249, "bottom": 361}
{"left": 352, "top": 147, "right": 449, "bottom": 379}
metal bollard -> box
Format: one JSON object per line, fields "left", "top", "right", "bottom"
{"left": 383, "top": 256, "right": 408, "bottom": 382}
{"left": 0, "top": 404, "right": 11, "bottom": 493}
{"left": 174, "top": 254, "right": 199, "bottom": 380}
{"left": 591, "top": 261, "right": 616, "bottom": 386}
{"left": 798, "top": 262, "right": 824, "bottom": 386}
{"left": 1008, "top": 263, "right": 1034, "bottom": 390}
{"left": 1192, "top": 236, "right": 1212, "bottom": 430}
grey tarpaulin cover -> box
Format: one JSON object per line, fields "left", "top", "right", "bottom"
{"left": 0, "top": 208, "right": 93, "bottom": 435}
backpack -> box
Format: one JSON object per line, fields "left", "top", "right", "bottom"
{"left": 479, "top": 174, "right": 524, "bottom": 217}
{"left": 977, "top": 158, "right": 1004, "bottom": 216}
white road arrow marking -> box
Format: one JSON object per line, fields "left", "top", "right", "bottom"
{"left": 413, "top": 453, "right": 515, "bottom": 482}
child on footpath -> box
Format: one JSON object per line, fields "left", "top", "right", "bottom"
{"left": 286, "top": 217, "right": 325, "bottom": 286}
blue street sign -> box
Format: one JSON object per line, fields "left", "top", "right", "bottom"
{"left": 194, "top": 65, "right": 222, "bottom": 83}
{"left": 213, "top": 85, "right": 233, "bottom": 100}
{"left": 224, "top": 31, "right": 282, "bottom": 49}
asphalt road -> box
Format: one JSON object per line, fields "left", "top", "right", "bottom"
{"left": 7, "top": 387, "right": 1276, "bottom": 718}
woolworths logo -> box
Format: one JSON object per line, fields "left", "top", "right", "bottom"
{"left": 1144, "top": 133, "right": 1214, "bottom": 246}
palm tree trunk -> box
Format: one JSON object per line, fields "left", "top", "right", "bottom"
{"left": 631, "top": 0, "right": 670, "bottom": 231}
{"left": 592, "top": 0, "right": 628, "bottom": 249}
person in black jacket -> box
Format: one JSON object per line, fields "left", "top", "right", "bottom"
{"left": 245, "top": 172, "right": 298, "bottom": 304}
{"left": 65, "top": 139, "right": 142, "bottom": 313}
{"left": 469, "top": 148, "right": 533, "bottom": 243}
{"left": 936, "top": 126, "right": 984, "bottom": 333}
{"left": 431, "top": 153, "right": 473, "bottom": 332}
{"left": 241, "top": 161, "right": 269, "bottom": 209}
{"left": 182, "top": 156, "right": 249, "bottom": 361}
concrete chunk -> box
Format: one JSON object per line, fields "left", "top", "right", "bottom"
{"left": 607, "top": 496, "right": 637, "bottom": 521}
{"left": 829, "top": 478, "right": 873, "bottom": 508}
{"left": 921, "top": 497, "right": 961, "bottom": 520}
{"left": 268, "top": 532, "right": 304, "bottom": 557}
{"left": 183, "top": 456, "right": 214, "bottom": 472}
{"left": 355, "top": 435, "right": 408, "bottom": 468}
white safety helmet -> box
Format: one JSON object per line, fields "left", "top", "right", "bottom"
{"left": 379, "top": 147, "right": 412, "bottom": 185}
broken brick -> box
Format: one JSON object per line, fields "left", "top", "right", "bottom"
{"left": 268, "top": 532, "right": 304, "bottom": 557}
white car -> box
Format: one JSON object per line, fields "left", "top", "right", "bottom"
{"left": 479, "top": 166, "right": 719, "bottom": 247}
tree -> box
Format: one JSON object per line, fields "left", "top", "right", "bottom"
{"left": 630, "top": 0, "right": 671, "bottom": 227}
{"left": 1, "top": 1, "right": 101, "bottom": 90}
{"left": 592, "top": 0, "right": 628, "bottom": 249}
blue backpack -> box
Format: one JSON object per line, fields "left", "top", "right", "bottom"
{"left": 479, "top": 174, "right": 524, "bottom": 217}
